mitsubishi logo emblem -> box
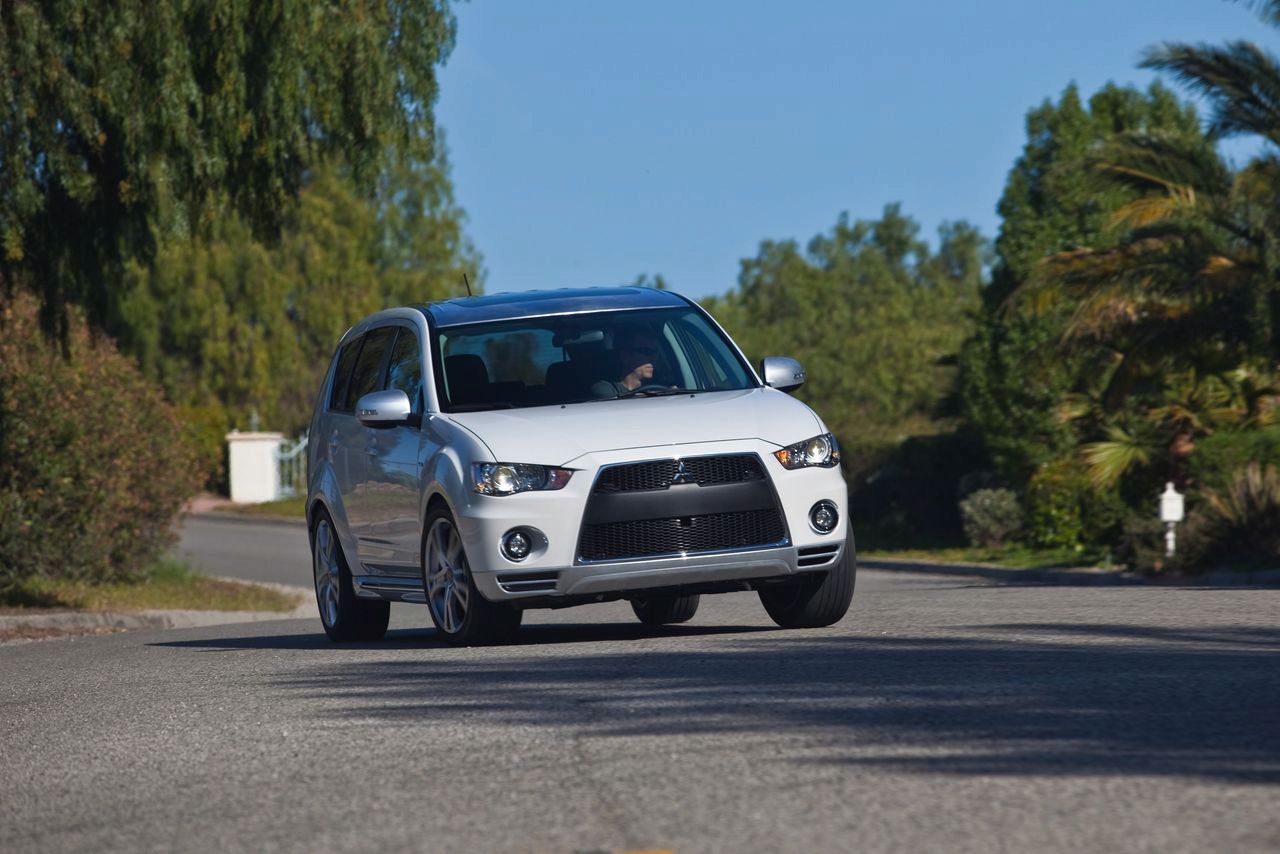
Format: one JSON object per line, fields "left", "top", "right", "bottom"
{"left": 671, "top": 459, "right": 689, "bottom": 485}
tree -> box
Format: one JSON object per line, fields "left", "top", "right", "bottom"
{"left": 957, "top": 82, "right": 1203, "bottom": 479}
{"left": 0, "top": 0, "right": 457, "bottom": 335}
{"left": 707, "top": 205, "right": 984, "bottom": 452}
{"left": 1007, "top": 2, "right": 1280, "bottom": 489}
{"left": 119, "top": 141, "right": 481, "bottom": 481}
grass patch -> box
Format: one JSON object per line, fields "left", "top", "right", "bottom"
{"left": 863, "top": 544, "right": 1108, "bottom": 570}
{"left": 0, "top": 559, "right": 302, "bottom": 612}
{"left": 214, "top": 495, "right": 308, "bottom": 520}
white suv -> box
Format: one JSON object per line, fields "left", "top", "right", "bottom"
{"left": 307, "top": 287, "right": 854, "bottom": 644}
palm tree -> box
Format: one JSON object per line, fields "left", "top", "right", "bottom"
{"left": 1008, "top": 1, "right": 1280, "bottom": 487}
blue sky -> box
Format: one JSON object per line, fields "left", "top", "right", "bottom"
{"left": 436, "top": 1, "right": 1273, "bottom": 300}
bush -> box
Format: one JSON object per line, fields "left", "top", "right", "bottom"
{"left": 1026, "top": 459, "right": 1126, "bottom": 550}
{"left": 960, "top": 488, "right": 1024, "bottom": 548}
{"left": 1123, "top": 463, "right": 1280, "bottom": 575}
{"left": 0, "top": 292, "right": 200, "bottom": 589}
{"left": 1193, "top": 463, "right": 1280, "bottom": 567}
{"left": 847, "top": 430, "right": 991, "bottom": 549}
{"left": 1187, "top": 429, "right": 1280, "bottom": 493}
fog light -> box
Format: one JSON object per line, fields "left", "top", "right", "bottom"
{"left": 809, "top": 501, "right": 838, "bottom": 534}
{"left": 501, "top": 530, "right": 532, "bottom": 561}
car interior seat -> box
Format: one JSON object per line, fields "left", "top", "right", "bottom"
{"left": 444, "top": 354, "right": 492, "bottom": 406}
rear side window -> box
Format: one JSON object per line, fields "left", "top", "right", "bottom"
{"left": 344, "top": 326, "right": 396, "bottom": 411}
{"left": 329, "top": 336, "right": 363, "bottom": 412}
{"left": 386, "top": 328, "right": 423, "bottom": 415}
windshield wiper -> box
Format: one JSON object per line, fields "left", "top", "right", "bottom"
{"left": 614, "top": 387, "right": 699, "bottom": 400}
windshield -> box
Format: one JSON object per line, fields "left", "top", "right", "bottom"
{"left": 433, "top": 307, "right": 757, "bottom": 411}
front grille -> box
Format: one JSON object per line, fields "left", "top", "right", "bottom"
{"left": 578, "top": 508, "right": 786, "bottom": 562}
{"left": 594, "top": 454, "right": 765, "bottom": 493}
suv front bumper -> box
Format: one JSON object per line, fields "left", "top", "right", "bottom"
{"left": 453, "top": 439, "right": 849, "bottom": 604}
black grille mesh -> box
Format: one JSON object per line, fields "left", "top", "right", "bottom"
{"left": 578, "top": 509, "right": 786, "bottom": 562}
{"left": 594, "top": 454, "right": 765, "bottom": 493}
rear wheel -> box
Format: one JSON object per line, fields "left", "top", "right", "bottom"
{"left": 630, "top": 593, "right": 700, "bottom": 625}
{"left": 422, "top": 507, "right": 522, "bottom": 645}
{"left": 759, "top": 529, "right": 856, "bottom": 629}
{"left": 311, "top": 510, "right": 390, "bottom": 642}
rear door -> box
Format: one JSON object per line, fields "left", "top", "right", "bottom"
{"left": 359, "top": 325, "right": 427, "bottom": 574}
{"left": 325, "top": 333, "right": 367, "bottom": 537}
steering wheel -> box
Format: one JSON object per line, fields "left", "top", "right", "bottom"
{"left": 634, "top": 383, "right": 674, "bottom": 393}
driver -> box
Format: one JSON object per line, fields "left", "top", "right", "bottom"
{"left": 591, "top": 325, "right": 663, "bottom": 398}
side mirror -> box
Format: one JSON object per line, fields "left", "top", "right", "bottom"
{"left": 355, "top": 389, "right": 412, "bottom": 428}
{"left": 760, "top": 356, "right": 805, "bottom": 393}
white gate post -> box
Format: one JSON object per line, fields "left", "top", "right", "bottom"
{"left": 226, "top": 430, "right": 285, "bottom": 503}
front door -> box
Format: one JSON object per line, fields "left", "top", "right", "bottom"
{"left": 360, "top": 325, "right": 426, "bottom": 575}
{"left": 340, "top": 325, "right": 396, "bottom": 566}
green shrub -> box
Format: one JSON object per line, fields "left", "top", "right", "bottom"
{"left": 1123, "top": 463, "right": 1280, "bottom": 574}
{"left": 1187, "top": 429, "right": 1280, "bottom": 492}
{"left": 178, "top": 403, "right": 232, "bottom": 494}
{"left": 1026, "top": 459, "right": 1126, "bottom": 550}
{"left": 1193, "top": 463, "right": 1280, "bottom": 567}
{"left": 848, "top": 430, "right": 991, "bottom": 549}
{"left": 0, "top": 292, "right": 200, "bottom": 589}
{"left": 960, "top": 488, "right": 1024, "bottom": 548}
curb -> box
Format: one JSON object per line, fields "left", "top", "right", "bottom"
{"left": 183, "top": 510, "right": 307, "bottom": 528}
{"left": 860, "top": 558, "right": 1140, "bottom": 586}
{"left": 860, "top": 558, "right": 1280, "bottom": 588}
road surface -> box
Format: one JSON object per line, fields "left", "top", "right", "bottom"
{"left": 2, "top": 517, "right": 1278, "bottom": 852}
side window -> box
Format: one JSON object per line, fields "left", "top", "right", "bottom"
{"left": 329, "top": 335, "right": 363, "bottom": 412}
{"left": 345, "top": 326, "right": 396, "bottom": 411}
{"left": 386, "top": 328, "right": 423, "bottom": 415}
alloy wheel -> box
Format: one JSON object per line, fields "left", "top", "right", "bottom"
{"left": 424, "top": 517, "right": 471, "bottom": 634}
{"left": 313, "top": 518, "right": 341, "bottom": 628}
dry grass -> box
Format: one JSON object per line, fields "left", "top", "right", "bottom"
{"left": 862, "top": 545, "right": 1106, "bottom": 570}
{"left": 213, "top": 495, "right": 308, "bottom": 520}
{"left": 2, "top": 560, "right": 302, "bottom": 612}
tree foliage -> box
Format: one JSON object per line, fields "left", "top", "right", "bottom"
{"left": 958, "top": 82, "right": 1204, "bottom": 480}
{"left": 706, "top": 205, "right": 984, "bottom": 454}
{"left": 121, "top": 143, "right": 481, "bottom": 453}
{"left": 0, "top": 0, "right": 457, "bottom": 334}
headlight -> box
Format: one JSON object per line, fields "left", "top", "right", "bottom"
{"left": 472, "top": 463, "right": 574, "bottom": 496}
{"left": 773, "top": 433, "right": 840, "bottom": 469}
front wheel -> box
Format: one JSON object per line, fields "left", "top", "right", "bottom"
{"left": 759, "top": 530, "right": 856, "bottom": 629}
{"left": 421, "top": 507, "right": 522, "bottom": 645}
{"left": 312, "top": 510, "right": 390, "bottom": 642}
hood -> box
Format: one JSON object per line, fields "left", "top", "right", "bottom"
{"left": 445, "top": 388, "right": 824, "bottom": 466}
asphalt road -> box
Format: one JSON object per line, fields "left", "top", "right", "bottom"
{"left": 175, "top": 515, "right": 311, "bottom": 588}
{"left": 3, "top": 520, "right": 1279, "bottom": 853}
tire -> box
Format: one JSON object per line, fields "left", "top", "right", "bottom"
{"left": 759, "top": 528, "right": 856, "bottom": 629}
{"left": 421, "top": 506, "right": 523, "bottom": 645}
{"left": 630, "top": 593, "right": 700, "bottom": 625}
{"left": 311, "top": 509, "right": 390, "bottom": 642}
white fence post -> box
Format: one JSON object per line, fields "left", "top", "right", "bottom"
{"left": 226, "top": 430, "right": 285, "bottom": 503}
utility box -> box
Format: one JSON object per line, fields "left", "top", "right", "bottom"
{"left": 226, "top": 431, "right": 284, "bottom": 503}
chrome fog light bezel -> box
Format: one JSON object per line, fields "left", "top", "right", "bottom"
{"left": 809, "top": 500, "right": 839, "bottom": 534}
{"left": 500, "top": 528, "right": 547, "bottom": 562}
